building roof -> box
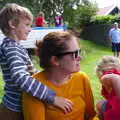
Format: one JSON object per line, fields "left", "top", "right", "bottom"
{"left": 97, "top": 5, "right": 120, "bottom": 16}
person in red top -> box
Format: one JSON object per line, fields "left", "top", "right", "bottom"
{"left": 35, "top": 11, "right": 45, "bottom": 27}
{"left": 96, "top": 55, "right": 120, "bottom": 120}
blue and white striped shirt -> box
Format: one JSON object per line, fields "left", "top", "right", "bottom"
{"left": 0, "top": 37, "right": 55, "bottom": 112}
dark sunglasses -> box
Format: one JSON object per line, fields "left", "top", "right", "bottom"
{"left": 56, "top": 49, "right": 81, "bottom": 58}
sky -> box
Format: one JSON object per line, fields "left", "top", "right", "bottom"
{"left": 90, "top": 0, "right": 120, "bottom": 8}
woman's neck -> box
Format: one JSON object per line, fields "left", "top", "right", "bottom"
{"left": 44, "top": 69, "right": 71, "bottom": 86}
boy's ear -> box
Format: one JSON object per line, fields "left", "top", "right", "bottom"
{"left": 8, "top": 20, "right": 16, "bottom": 29}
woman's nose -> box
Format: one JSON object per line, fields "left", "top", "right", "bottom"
{"left": 77, "top": 55, "right": 82, "bottom": 61}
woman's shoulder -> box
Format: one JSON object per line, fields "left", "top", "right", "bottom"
{"left": 73, "top": 71, "right": 89, "bottom": 78}
{"left": 32, "top": 71, "right": 43, "bottom": 78}
{"left": 73, "top": 71, "right": 90, "bottom": 83}
{"left": 71, "top": 71, "right": 91, "bottom": 88}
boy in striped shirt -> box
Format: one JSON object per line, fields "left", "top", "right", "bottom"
{"left": 0, "top": 3, "right": 73, "bottom": 120}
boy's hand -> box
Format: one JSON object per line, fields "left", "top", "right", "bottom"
{"left": 53, "top": 96, "right": 73, "bottom": 114}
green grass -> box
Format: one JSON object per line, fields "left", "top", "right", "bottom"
{"left": 80, "top": 39, "right": 112, "bottom": 102}
{"left": 0, "top": 39, "right": 113, "bottom": 103}
{"left": 0, "top": 76, "right": 4, "bottom": 102}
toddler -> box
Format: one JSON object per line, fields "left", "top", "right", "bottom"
{"left": 96, "top": 55, "right": 120, "bottom": 120}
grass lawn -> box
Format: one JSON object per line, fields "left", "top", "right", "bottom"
{"left": 80, "top": 39, "right": 112, "bottom": 102}
{"left": 0, "top": 75, "right": 4, "bottom": 102}
{"left": 0, "top": 39, "right": 113, "bottom": 103}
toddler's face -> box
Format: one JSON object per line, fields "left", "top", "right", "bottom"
{"left": 96, "top": 69, "right": 113, "bottom": 92}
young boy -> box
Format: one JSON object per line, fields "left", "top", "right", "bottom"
{"left": 0, "top": 3, "right": 73, "bottom": 120}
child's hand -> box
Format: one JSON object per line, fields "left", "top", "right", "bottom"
{"left": 53, "top": 96, "right": 74, "bottom": 114}
{"left": 96, "top": 100, "right": 106, "bottom": 120}
{"left": 101, "top": 74, "right": 120, "bottom": 91}
{"left": 101, "top": 74, "right": 120, "bottom": 96}
{"left": 100, "top": 74, "right": 114, "bottom": 90}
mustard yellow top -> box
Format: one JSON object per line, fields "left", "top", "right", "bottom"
{"left": 23, "top": 71, "right": 96, "bottom": 120}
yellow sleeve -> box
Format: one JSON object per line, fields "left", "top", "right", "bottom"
{"left": 82, "top": 72, "right": 96, "bottom": 119}
{"left": 23, "top": 93, "right": 45, "bottom": 120}
{"left": 92, "top": 116, "right": 100, "bottom": 120}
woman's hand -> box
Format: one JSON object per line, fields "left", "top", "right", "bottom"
{"left": 53, "top": 96, "right": 74, "bottom": 114}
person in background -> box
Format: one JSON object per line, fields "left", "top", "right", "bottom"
{"left": 109, "top": 22, "right": 120, "bottom": 57}
{"left": 0, "top": 3, "right": 73, "bottom": 120}
{"left": 96, "top": 55, "right": 120, "bottom": 120}
{"left": 35, "top": 11, "right": 45, "bottom": 27}
{"left": 23, "top": 31, "right": 97, "bottom": 120}
{"left": 55, "top": 13, "right": 63, "bottom": 27}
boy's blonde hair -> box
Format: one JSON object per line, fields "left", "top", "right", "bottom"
{"left": 96, "top": 56, "right": 120, "bottom": 77}
{"left": 0, "top": 3, "right": 33, "bottom": 36}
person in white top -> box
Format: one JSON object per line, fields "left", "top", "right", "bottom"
{"left": 109, "top": 22, "right": 120, "bottom": 57}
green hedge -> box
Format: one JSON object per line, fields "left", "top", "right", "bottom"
{"left": 90, "top": 14, "right": 120, "bottom": 24}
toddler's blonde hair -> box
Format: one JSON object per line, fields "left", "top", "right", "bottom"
{"left": 96, "top": 55, "right": 120, "bottom": 78}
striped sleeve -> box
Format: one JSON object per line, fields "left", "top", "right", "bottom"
{"left": 4, "top": 46, "right": 55, "bottom": 104}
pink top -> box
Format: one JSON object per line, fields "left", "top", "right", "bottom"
{"left": 101, "top": 68, "right": 120, "bottom": 120}
{"left": 55, "top": 15, "right": 63, "bottom": 27}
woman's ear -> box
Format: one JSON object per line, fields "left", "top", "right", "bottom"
{"left": 50, "top": 56, "right": 60, "bottom": 66}
{"left": 8, "top": 20, "right": 16, "bottom": 29}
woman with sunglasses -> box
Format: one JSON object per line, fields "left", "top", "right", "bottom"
{"left": 23, "top": 31, "right": 97, "bottom": 120}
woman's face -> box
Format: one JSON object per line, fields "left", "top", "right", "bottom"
{"left": 14, "top": 18, "right": 32, "bottom": 40}
{"left": 58, "top": 37, "right": 81, "bottom": 74}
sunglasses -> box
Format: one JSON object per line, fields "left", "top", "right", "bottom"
{"left": 56, "top": 49, "right": 81, "bottom": 59}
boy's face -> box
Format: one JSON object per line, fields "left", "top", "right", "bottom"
{"left": 14, "top": 18, "right": 32, "bottom": 40}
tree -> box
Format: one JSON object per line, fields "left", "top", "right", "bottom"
{"left": 76, "top": 0, "right": 98, "bottom": 28}
{"left": 0, "top": 0, "right": 98, "bottom": 28}
{"left": 63, "top": 0, "right": 98, "bottom": 28}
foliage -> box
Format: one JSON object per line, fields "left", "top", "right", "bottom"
{"left": 90, "top": 15, "right": 115, "bottom": 24}
{"left": 0, "top": 0, "right": 63, "bottom": 26}
{"left": 90, "top": 13, "right": 120, "bottom": 25}
{"left": 74, "top": 0, "right": 98, "bottom": 28}
{"left": 113, "top": 13, "right": 120, "bottom": 23}
{"left": 63, "top": 0, "right": 98, "bottom": 29}
{"left": 0, "top": 0, "right": 98, "bottom": 28}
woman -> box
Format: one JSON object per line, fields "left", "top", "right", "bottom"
{"left": 23, "top": 31, "right": 97, "bottom": 120}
